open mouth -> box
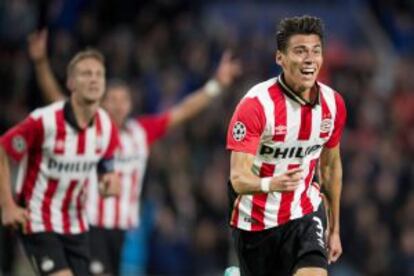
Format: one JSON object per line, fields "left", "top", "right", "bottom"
{"left": 300, "top": 68, "right": 315, "bottom": 78}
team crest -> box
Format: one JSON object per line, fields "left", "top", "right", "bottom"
{"left": 12, "top": 135, "right": 26, "bottom": 153}
{"left": 232, "top": 121, "right": 246, "bottom": 141}
{"left": 320, "top": 119, "right": 332, "bottom": 133}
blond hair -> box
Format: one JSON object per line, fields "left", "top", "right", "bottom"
{"left": 66, "top": 48, "right": 105, "bottom": 77}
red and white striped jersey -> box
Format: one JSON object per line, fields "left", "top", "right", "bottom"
{"left": 87, "top": 113, "right": 170, "bottom": 230}
{"left": 0, "top": 101, "right": 119, "bottom": 235}
{"left": 226, "top": 76, "right": 346, "bottom": 231}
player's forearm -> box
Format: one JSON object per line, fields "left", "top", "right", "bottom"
{"left": 321, "top": 159, "right": 342, "bottom": 233}
{"left": 230, "top": 169, "right": 264, "bottom": 195}
{"left": 34, "top": 58, "right": 65, "bottom": 103}
{"left": 168, "top": 88, "right": 211, "bottom": 129}
{"left": 168, "top": 79, "right": 223, "bottom": 129}
{"left": 0, "top": 146, "right": 15, "bottom": 208}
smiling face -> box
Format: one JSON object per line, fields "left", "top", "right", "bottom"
{"left": 276, "top": 34, "right": 323, "bottom": 94}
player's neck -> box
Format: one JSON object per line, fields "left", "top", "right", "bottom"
{"left": 70, "top": 97, "right": 99, "bottom": 129}
{"left": 281, "top": 74, "right": 313, "bottom": 103}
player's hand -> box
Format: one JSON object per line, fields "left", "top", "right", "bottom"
{"left": 270, "top": 168, "right": 303, "bottom": 192}
{"left": 327, "top": 231, "right": 342, "bottom": 264}
{"left": 215, "top": 50, "right": 242, "bottom": 88}
{"left": 27, "top": 28, "right": 48, "bottom": 63}
{"left": 98, "top": 172, "right": 120, "bottom": 197}
{"left": 1, "top": 202, "right": 29, "bottom": 230}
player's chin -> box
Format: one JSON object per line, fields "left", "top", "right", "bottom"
{"left": 300, "top": 79, "right": 316, "bottom": 90}
{"left": 86, "top": 93, "right": 104, "bottom": 103}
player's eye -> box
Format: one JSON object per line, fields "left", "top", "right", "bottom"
{"left": 294, "top": 49, "right": 304, "bottom": 55}
{"left": 313, "top": 48, "right": 322, "bottom": 55}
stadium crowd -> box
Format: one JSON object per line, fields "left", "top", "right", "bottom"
{"left": 1, "top": 0, "right": 413, "bottom": 275}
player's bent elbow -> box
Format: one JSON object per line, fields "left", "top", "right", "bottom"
{"left": 230, "top": 172, "right": 244, "bottom": 194}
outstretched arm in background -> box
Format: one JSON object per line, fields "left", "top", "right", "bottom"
{"left": 28, "top": 29, "right": 65, "bottom": 102}
{"left": 167, "top": 51, "right": 242, "bottom": 130}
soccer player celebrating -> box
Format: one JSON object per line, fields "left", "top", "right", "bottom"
{"left": 28, "top": 29, "right": 241, "bottom": 275}
{"left": 226, "top": 16, "right": 346, "bottom": 276}
{"left": 0, "top": 49, "right": 120, "bottom": 276}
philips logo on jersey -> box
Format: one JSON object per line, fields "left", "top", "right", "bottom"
{"left": 47, "top": 158, "right": 97, "bottom": 173}
{"left": 259, "top": 144, "right": 322, "bottom": 159}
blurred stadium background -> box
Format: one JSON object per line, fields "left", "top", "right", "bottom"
{"left": 1, "top": 0, "right": 413, "bottom": 275}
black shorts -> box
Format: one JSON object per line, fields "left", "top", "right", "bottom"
{"left": 232, "top": 204, "right": 328, "bottom": 276}
{"left": 89, "top": 226, "right": 126, "bottom": 275}
{"left": 20, "top": 232, "right": 90, "bottom": 276}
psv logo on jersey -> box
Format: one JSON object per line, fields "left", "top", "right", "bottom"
{"left": 320, "top": 118, "right": 332, "bottom": 133}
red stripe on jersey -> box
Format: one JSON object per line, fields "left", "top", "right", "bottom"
{"left": 21, "top": 119, "right": 44, "bottom": 234}
{"left": 277, "top": 164, "right": 300, "bottom": 225}
{"left": 300, "top": 159, "right": 318, "bottom": 215}
{"left": 42, "top": 179, "right": 59, "bottom": 232}
{"left": 230, "top": 195, "right": 241, "bottom": 227}
{"left": 325, "top": 92, "right": 347, "bottom": 148}
{"left": 77, "top": 179, "right": 87, "bottom": 232}
{"left": 269, "top": 84, "right": 287, "bottom": 142}
{"left": 298, "top": 105, "right": 312, "bottom": 140}
{"left": 251, "top": 163, "right": 276, "bottom": 231}
{"left": 311, "top": 181, "right": 321, "bottom": 191}
{"left": 320, "top": 93, "right": 332, "bottom": 138}
{"left": 114, "top": 173, "right": 122, "bottom": 228}
{"left": 77, "top": 130, "right": 86, "bottom": 154}
{"left": 95, "top": 112, "right": 102, "bottom": 154}
{"left": 251, "top": 194, "right": 267, "bottom": 231}
{"left": 260, "top": 163, "right": 276, "bottom": 177}
{"left": 61, "top": 180, "right": 78, "bottom": 233}
{"left": 54, "top": 110, "right": 66, "bottom": 154}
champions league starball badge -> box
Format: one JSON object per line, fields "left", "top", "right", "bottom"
{"left": 232, "top": 121, "right": 246, "bottom": 141}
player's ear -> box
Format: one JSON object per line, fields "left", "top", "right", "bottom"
{"left": 66, "top": 77, "right": 74, "bottom": 92}
{"left": 275, "top": 50, "right": 283, "bottom": 66}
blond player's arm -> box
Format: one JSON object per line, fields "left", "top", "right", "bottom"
{"left": 167, "top": 51, "right": 241, "bottom": 130}
{"left": 28, "top": 29, "right": 65, "bottom": 103}
{"left": 0, "top": 146, "right": 29, "bottom": 228}
{"left": 320, "top": 144, "right": 343, "bottom": 263}
{"left": 230, "top": 151, "right": 303, "bottom": 195}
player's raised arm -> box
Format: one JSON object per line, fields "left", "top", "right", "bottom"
{"left": 320, "top": 145, "right": 343, "bottom": 264}
{"left": 28, "top": 28, "right": 66, "bottom": 102}
{"left": 167, "top": 51, "right": 241, "bottom": 130}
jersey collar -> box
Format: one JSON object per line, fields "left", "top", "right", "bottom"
{"left": 277, "top": 74, "right": 320, "bottom": 107}
{"left": 63, "top": 100, "right": 95, "bottom": 131}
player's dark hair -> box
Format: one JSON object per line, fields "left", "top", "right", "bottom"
{"left": 276, "top": 15, "right": 324, "bottom": 52}
{"left": 106, "top": 78, "right": 129, "bottom": 92}
{"left": 102, "top": 78, "right": 131, "bottom": 101}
